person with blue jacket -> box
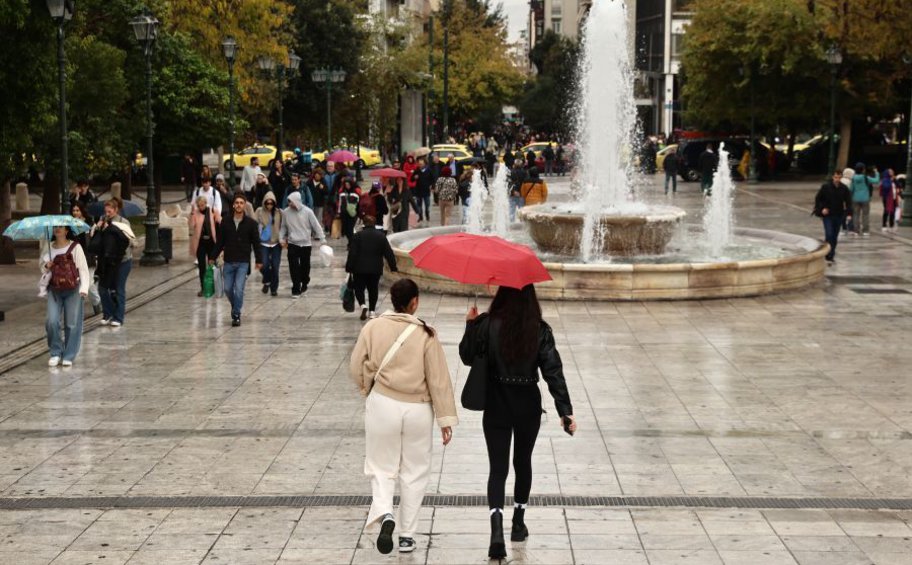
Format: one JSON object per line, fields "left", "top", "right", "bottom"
{"left": 849, "top": 162, "right": 873, "bottom": 237}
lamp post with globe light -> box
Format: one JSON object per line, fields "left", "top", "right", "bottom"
{"left": 259, "top": 52, "right": 301, "bottom": 164}
{"left": 311, "top": 69, "right": 346, "bottom": 150}
{"left": 221, "top": 36, "right": 237, "bottom": 189}
{"left": 131, "top": 10, "right": 165, "bottom": 266}
{"left": 46, "top": 0, "right": 74, "bottom": 213}
{"left": 826, "top": 45, "right": 843, "bottom": 177}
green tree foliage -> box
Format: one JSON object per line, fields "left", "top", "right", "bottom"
{"left": 519, "top": 30, "right": 578, "bottom": 134}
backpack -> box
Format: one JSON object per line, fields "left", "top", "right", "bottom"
{"left": 344, "top": 192, "right": 359, "bottom": 218}
{"left": 49, "top": 242, "right": 80, "bottom": 291}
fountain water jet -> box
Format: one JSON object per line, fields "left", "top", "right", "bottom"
{"left": 703, "top": 144, "right": 735, "bottom": 257}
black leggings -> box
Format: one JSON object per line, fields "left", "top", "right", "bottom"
{"left": 483, "top": 412, "right": 541, "bottom": 509}
{"left": 196, "top": 239, "right": 213, "bottom": 290}
{"left": 352, "top": 273, "right": 381, "bottom": 311}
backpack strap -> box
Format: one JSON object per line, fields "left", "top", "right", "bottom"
{"left": 373, "top": 323, "right": 419, "bottom": 381}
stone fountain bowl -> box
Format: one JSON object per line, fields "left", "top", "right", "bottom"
{"left": 518, "top": 204, "right": 687, "bottom": 257}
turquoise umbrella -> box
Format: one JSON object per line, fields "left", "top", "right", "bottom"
{"left": 3, "top": 215, "right": 91, "bottom": 240}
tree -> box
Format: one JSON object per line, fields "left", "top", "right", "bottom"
{"left": 519, "top": 30, "right": 578, "bottom": 135}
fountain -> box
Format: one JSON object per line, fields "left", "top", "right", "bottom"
{"left": 384, "top": 0, "right": 827, "bottom": 300}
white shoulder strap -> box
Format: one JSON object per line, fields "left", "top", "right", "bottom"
{"left": 374, "top": 323, "right": 419, "bottom": 381}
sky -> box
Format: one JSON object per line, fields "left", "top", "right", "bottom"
{"left": 500, "top": 0, "right": 528, "bottom": 43}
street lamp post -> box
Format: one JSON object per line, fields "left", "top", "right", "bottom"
{"left": 259, "top": 52, "right": 301, "bottom": 165}
{"left": 826, "top": 45, "right": 843, "bottom": 176}
{"left": 311, "top": 68, "right": 346, "bottom": 150}
{"left": 221, "top": 36, "right": 237, "bottom": 190}
{"left": 901, "top": 53, "right": 912, "bottom": 226}
{"left": 442, "top": 0, "right": 450, "bottom": 140}
{"left": 47, "top": 0, "right": 74, "bottom": 213}
{"left": 748, "top": 68, "right": 757, "bottom": 184}
{"left": 131, "top": 10, "right": 165, "bottom": 266}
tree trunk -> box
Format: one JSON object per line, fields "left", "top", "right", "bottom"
{"left": 786, "top": 123, "right": 797, "bottom": 165}
{"left": 0, "top": 178, "right": 15, "bottom": 264}
{"left": 40, "top": 172, "right": 61, "bottom": 215}
{"left": 122, "top": 161, "right": 132, "bottom": 201}
{"left": 837, "top": 116, "right": 852, "bottom": 171}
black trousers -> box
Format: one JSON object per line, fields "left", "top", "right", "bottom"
{"left": 286, "top": 244, "right": 312, "bottom": 294}
{"left": 483, "top": 407, "right": 541, "bottom": 509}
{"left": 352, "top": 273, "right": 381, "bottom": 311}
{"left": 196, "top": 239, "right": 214, "bottom": 290}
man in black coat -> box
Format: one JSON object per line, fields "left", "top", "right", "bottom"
{"left": 210, "top": 193, "right": 262, "bottom": 326}
{"left": 663, "top": 150, "right": 679, "bottom": 194}
{"left": 411, "top": 157, "right": 435, "bottom": 224}
{"left": 345, "top": 215, "right": 398, "bottom": 320}
{"left": 814, "top": 170, "right": 853, "bottom": 263}
{"left": 698, "top": 144, "right": 718, "bottom": 195}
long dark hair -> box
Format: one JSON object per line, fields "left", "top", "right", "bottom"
{"left": 489, "top": 284, "right": 542, "bottom": 363}
{"left": 389, "top": 278, "right": 434, "bottom": 336}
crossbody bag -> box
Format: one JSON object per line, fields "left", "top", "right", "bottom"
{"left": 370, "top": 323, "right": 419, "bottom": 391}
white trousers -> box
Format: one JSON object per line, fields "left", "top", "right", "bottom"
{"left": 364, "top": 391, "right": 433, "bottom": 539}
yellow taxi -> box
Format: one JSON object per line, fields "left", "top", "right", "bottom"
{"left": 432, "top": 143, "right": 469, "bottom": 154}
{"left": 656, "top": 144, "right": 678, "bottom": 170}
{"left": 311, "top": 147, "right": 382, "bottom": 168}
{"left": 225, "top": 144, "right": 294, "bottom": 170}
{"left": 518, "top": 141, "right": 559, "bottom": 159}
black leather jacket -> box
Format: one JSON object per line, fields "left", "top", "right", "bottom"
{"left": 459, "top": 313, "right": 573, "bottom": 417}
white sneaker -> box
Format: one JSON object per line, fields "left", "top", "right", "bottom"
{"left": 882, "top": 227, "right": 888, "bottom": 232}
{"left": 48, "top": 357, "right": 60, "bottom": 367}
{"left": 862, "top": 232, "right": 870, "bottom": 237}
{"left": 110, "top": 321, "right": 122, "bottom": 327}
{"left": 100, "top": 318, "right": 110, "bottom": 325}
{"left": 61, "top": 360, "right": 73, "bottom": 367}
{"left": 369, "top": 311, "right": 378, "bottom": 319}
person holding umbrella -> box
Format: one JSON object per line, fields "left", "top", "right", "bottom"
{"left": 42, "top": 223, "right": 92, "bottom": 367}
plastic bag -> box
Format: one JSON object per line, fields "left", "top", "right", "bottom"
{"left": 213, "top": 264, "right": 225, "bottom": 298}
{"left": 203, "top": 264, "right": 215, "bottom": 298}
{"left": 319, "top": 244, "right": 334, "bottom": 267}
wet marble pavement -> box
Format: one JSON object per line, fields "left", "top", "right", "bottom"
{"left": 1, "top": 176, "right": 911, "bottom": 564}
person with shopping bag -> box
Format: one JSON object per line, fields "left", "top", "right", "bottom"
{"left": 349, "top": 278, "right": 457, "bottom": 555}
{"left": 189, "top": 195, "right": 221, "bottom": 297}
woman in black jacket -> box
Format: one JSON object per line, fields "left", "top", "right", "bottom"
{"left": 345, "top": 215, "right": 397, "bottom": 320}
{"left": 459, "top": 284, "right": 576, "bottom": 560}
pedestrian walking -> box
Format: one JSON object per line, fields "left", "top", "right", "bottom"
{"left": 509, "top": 160, "right": 527, "bottom": 221}
{"left": 814, "top": 169, "right": 852, "bottom": 264}
{"left": 555, "top": 144, "right": 566, "bottom": 176}
{"left": 69, "top": 202, "right": 102, "bottom": 315}
{"left": 269, "top": 159, "right": 291, "bottom": 205}
{"left": 189, "top": 195, "right": 221, "bottom": 296}
{"left": 192, "top": 177, "right": 223, "bottom": 216}
{"left": 281, "top": 173, "right": 311, "bottom": 210}
{"left": 346, "top": 215, "right": 398, "bottom": 319}
{"left": 337, "top": 178, "right": 362, "bottom": 247}
{"left": 252, "top": 172, "right": 271, "bottom": 209}
{"left": 849, "top": 162, "right": 872, "bottom": 236}
{"left": 214, "top": 173, "right": 231, "bottom": 212}
{"left": 519, "top": 167, "right": 548, "bottom": 206}
{"left": 42, "top": 225, "right": 91, "bottom": 367}
{"left": 280, "top": 191, "right": 325, "bottom": 297}
{"left": 350, "top": 278, "right": 457, "bottom": 555}
{"left": 210, "top": 193, "right": 262, "bottom": 326}
{"left": 459, "top": 284, "right": 575, "bottom": 560}
{"left": 255, "top": 191, "right": 283, "bottom": 297}
{"left": 69, "top": 179, "right": 97, "bottom": 210}
{"left": 411, "top": 157, "right": 434, "bottom": 224}
{"left": 89, "top": 198, "right": 134, "bottom": 327}
{"left": 541, "top": 143, "right": 555, "bottom": 176}
{"left": 458, "top": 169, "right": 474, "bottom": 223}
{"left": 240, "top": 157, "right": 262, "bottom": 202}
{"left": 435, "top": 167, "right": 458, "bottom": 226}
{"left": 663, "top": 149, "right": 678, "bottom": 194}
{"left": 180, "top": 154, "right": 198, "bottom": 202}
{"left": 308, "top": 170, "right": 328, "bottom": 225}
{"left": 360, "top": 182, "right": 389, "bottom": 229}
{"left": 880, "top": 168, "right": 896, "bottom": 232}
{"left": 389, "top": 178, "right": 410, "bottom": 233}
{"left": 698, "top": 143, "right": 718, "bottom": 195}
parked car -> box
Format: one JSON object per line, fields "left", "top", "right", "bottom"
{"left": 656, "top": 144, "right": 678, "bottom": 171}
{"left": 311, "top": 146, "right": 381, "bottom": 168}
{"left": 676, "top": 137, "right": 786, "bottom": 181}
{"left": 225, "top": 144, "right": 294, "bottom": 171}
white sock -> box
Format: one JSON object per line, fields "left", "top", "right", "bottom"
{"left": 514, "top": 502, "right": 526, "bottom": 510}
{"left": 489, "top": 508, "right": 502, "bottom": 515}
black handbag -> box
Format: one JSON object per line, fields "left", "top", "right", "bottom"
{"left": 341, "top": 275, "right": 355, "bottom": 312}
{"left": 461, "top": 320, "right": 489, "bottom": 411}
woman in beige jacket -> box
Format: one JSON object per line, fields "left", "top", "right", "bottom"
{"left": 350, "top": 278, "right": 457, "bottom": 555}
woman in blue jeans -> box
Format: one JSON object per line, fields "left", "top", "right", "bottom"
{"left": 42, "top": 226, "right": 91, "bottom": 367}
{"left": 91, "top": 199, "right": 134, "bottom": 327}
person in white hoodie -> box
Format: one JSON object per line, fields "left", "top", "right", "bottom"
{"left": 280, "top": 191, "right": 325, "bottom": 297}
{"left": 41, "top": 225, "right": 91, "bottom": 367}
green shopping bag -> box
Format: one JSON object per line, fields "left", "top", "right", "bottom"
{"left": 203, "top": 264, "right": 215, "bottom": 298}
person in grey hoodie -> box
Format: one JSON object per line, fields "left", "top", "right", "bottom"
{"left": 280, "top": 191, "right": 325, "bottom": 297}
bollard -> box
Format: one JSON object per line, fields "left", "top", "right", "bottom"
{"left": 15, "top": 183, "right": 29, "bottom": 211}
{"left": 110, "top": 182, "right": 122, "bottom": 200}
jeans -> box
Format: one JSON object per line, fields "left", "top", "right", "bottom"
{"left": 664, "top": 171, "right": 677, "bottom": 193}
{"left": 701, "top": 175, "right": 713, "bottom": 194}
{"left": 352, "top": 273, "right": 381, "bottom": 311}
{"left": 852, "top": 201, "right": 870, "bottom": 234}
{"left": 883, "top": 198, "right": 895, "bottom": 228}
{"left": 260, "top": 244, "right": 282, "bottom": 292}
{"left": 222, "top": 261, "right": 249, "bottom": 319}
{"left": 414, "top": 194, "right": 431, "bottom": 221}
{"left": 509, "top": 195, "right": 524, "bottom": 221}
{"left": 46, "top": 289, "right": 84, "bottom": 362}
{"left": 822, "top": 215, "right": 842, "bottom": 261}
{"left": 99, "top": 259, "right": 131, "bottom": 323}
{"left": 287, "top": 244, "right": 312, "bottom": 294}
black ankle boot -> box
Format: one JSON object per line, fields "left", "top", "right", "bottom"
{"left": 488, "top": 511, "right": 506, "bottom": 559}
{"left": 511, "top": 507, "right": 529, "bottom": 541}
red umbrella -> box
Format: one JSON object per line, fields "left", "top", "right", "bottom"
{"left": 327, "top": 150, "right": 359, "bottom": 163}
{"left": 369, "top": 168, "right": 407, "bottom": 179}
{"left": 409, "top": 233, "right": 551, "bottom": 290}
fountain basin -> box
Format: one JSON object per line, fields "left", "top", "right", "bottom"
{"left": 385, "top": 225, "right": 828, "bottom": 301}
{"left": 519, "top": 204, "right": 687, "bottom": 256}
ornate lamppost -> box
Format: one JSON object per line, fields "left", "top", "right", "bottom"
{"left": 826, "top": 45, "right": 843, "bottom": 176}
{"left": 311, "top": 69, "right": 346, "bottom": 150}
{"left": 47, "top": 0, "right": 74, "bottom": 213}
{"left": 259, "top": 51, "right": 301, "bottom": 163}
{"left": 130, "top": 10, "right": 165, "bottom": 266}
{"left": 221, "top": 36, "right": 237, "bottom": 190}
{"left": 901, "top": 53, "right": 912, "bottom": 226}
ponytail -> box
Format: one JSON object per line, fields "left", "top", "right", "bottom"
{"left": 390, "top": 278, "right": 435, "bottom": 337}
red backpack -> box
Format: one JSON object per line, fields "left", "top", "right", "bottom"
{"left": 49, "top": 242, "right": 80, "bottom": 291}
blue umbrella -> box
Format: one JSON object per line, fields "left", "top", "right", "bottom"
{"left": 88, "top": 199, "right": 144, "bottom": 218}
{"left": 3, "top": 215, "right": 91, "bottom": 240}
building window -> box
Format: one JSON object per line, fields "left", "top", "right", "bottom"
{"left": 552, "top": 4, "right": 562, "bottom": 16}
{"left": 552, "top": 19, "right": 561, "bottom": 33}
